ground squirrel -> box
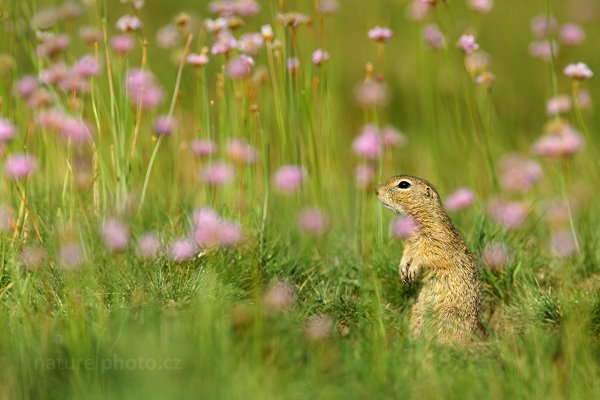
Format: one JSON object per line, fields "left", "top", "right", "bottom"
{"left": 376, "top": 175, "right": 481, "bottom": 344}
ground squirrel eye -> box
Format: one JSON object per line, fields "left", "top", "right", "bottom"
{"left": 397, "top": 181, "right": 411, "bottom": 189}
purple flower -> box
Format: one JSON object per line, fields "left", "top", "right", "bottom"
{"left": 298, "top": 208, "right": 329, "bottom": 236}
{"left": 422, "top": 24, "right": 445, "bottom": 50}
{"left": 0, "top": 118, "right": 16, "bottom": 145}
{"left": 101, "top": 218, "right": 130, "bottom": 253}
{"left": 560, "top": 23, "right": 585, "bottom": 46}
{"left": 14, "top": 76, "right": 38, "bottom": 99}
{"left": 487, "top": 199, "right": 529, "bottom": 230}
{"left": 392, "top": 216, "right": 419, "bottom": 239}
{"left": 273, "top": 165, "right": 305, "bottom": 193}
{"left": 116, "top": 14, "right": 143, "bottom": 32}
{"left": 311, "top": 49, "right": 330, "bottom": 66}
{"left": 137, "top": 232, "right": 161, "bottom": 260}
{"left": 564, "top": 62, "right": 593, "bottom": 80}
{"left": 4, "top": 153, "right": 37, "bottom": 180}
{"left": 187, "top": 53, "right": 210, "bottom": 68}
{"left": 457, "top": 34, "right": 479, "bottom": 54}
{"left": 73, "top": 55, "right": 102, "bottom": 78}
{"left": 549, "top": 230, "right": 577, "bottom": 258}
{"left": 0, "top": 204, "right": 13, "bottom": 233}
{"left": 226, "top": 55, "right": 254, "bottom": 79}
{"left": 353, "top": 81, "right": 389, "bottom": 107}
{"left": 201, "top": 161, "right": 235, "bottom": 186}
{"left": 168, "top": 237, "right": 197, "bottom": 262}
{"left": 352, "top": 125, "right": 384, "bottom": 159}
{"left": 226, "top": 138, "right": 257, "bottom": 164}
{"left": 445, "top": 188, "right": 476, "bottom": 211}
{"left": 190, "top": 139, "right": 217, "bottom": 157}
{"left": 111, "top": 35, "right": 135, "bottom": 55}
{"left": 153, "top": 115, "right": 177, "bottom": 136}
{"left": 482, "top": 243, "right": 510, "bottom": 270}
{"left": 498, "top": 154, "right": 543, "bottom": 193}
{"left": 368, "top": 26, "right": 393, "bottom": 43}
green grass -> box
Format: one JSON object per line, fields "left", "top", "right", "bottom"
{"left": 1, "top": 0, "right": 600, "bottom": 398}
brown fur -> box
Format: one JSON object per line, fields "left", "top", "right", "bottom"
{"left": 376, "top": 175, "right": 481, "bottom": 344}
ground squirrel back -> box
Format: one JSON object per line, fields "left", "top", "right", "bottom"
{"left": 376, "top": 175, "right": 481, "bottom": 344}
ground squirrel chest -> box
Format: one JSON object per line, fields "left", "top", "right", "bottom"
{"left": 376, "top": 174, "right": 481, "bottom": 344}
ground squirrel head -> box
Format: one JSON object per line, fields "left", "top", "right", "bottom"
{"left": 375, "top": 175, "right": 444, "bottom": 221}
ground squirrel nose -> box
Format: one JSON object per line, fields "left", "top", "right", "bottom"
{"left": 375, "top": 187, "right": 380, "bottom": 196}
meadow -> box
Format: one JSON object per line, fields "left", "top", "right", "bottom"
{"left": 1, "top": 0, "right": 600, "bottom": 398}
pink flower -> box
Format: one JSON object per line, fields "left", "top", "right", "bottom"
{"left": 298, "top": 208, "right": 329, "bottom": 236}
{"left": 445, "top": 188, "right": 476, "bottom": 211}
{"left": 237, "top": 33, "right": 263, "bottom": 54}
{"left": 40, "top": 62, "right": 69, "bottom": 85}
{"left": 352, "top": 125, "right": 384, "bottom": 159}
{"left": 57, "top": 116, "right": 94, "bottom": 144}
{"left": 263, "top": 281, "right": 296, "bottom": 313}
{"left": 311, "top": 49, "right": 330, "bottom": 66}
{"left": 354, "top": 164, "right": 376, "bottom": 189}
{"left": 169, "top": 237, "right": 197, "bottom": 262}
{"left": 156, "top": 24, "right": 180, "bottom": 49}
{"left": 528, "top": 40, "right": 559, "bottom": 62}
{"left": 564, "top": 62, "right": 593, "bottom": 80}
{"left": 226, "top": 55, "right": 254, "bottom": 79}
{"left": 287, "top": 57, "right": 300, "bottom": 74}
{"left": 101, "top": 219, "right": 130, "bottom": 253}
{"left": 19, "top": 246, "right": 46, "bottom": 270}
{"left": 235, "top": 0, "right": 261, "bottom": 17}
{"left": 226, "top": 138, "right": 257, "bottom": 164}
{"left": 468, "top": 0, "right": 493, "bottom": 13}
{"left": 0, "top": 118, "right": 16, "bottom": 145}
{"left": 353, "top": 81, "right": 389, "bottom": 107}
{"left": 37, "top": 34, "right": 70, "bottom": 59}
{"left": 319, "top": 0, "right": 339, "bottom": 14}
{"left": 273, "top": 165, "right": 305, "bottom": 193}
{"left": 0, "top": 204, "right": 13, "bottom": 233}
{"left": 187, "top": 53, "right": 209, "bottom": 68}
{"left": 201, "top": 161, "right": 235, "bottom": 186}
{"left": 211, "top": 32, "right": 238, "bottom": 55}
{"left": 14, "top": 76, "right": 38, "bottom": 99}
{"left": 532, "top": 124, "right": 585, "bottom": 158}
{"left": 116, "top": 14, "right": 142, "bottom": 32}
{"left": 190, "top": 139, "right": 217, "bottom": 157}
{"left": 59, "top": 242, "right": 85, "bottom": 270}
{"left": 392, "top": 216, "right": 418, "bottom": 239}
{"left": 111, "top": 35, "right": 135, "bottom": 55}
{"left": 73, "top": 55, "right": 102, "bottom": 78}
{"left": 137, "top": 232, "right": 161, "bottom": 260}
{"left": 482, "top": 243, "right": 510, "bottom": 270}
{"left": 217, "top": 221, "right": 243, "bottom": 247}
{"left": 4, "top": 153, "right": 37, "bottom": 180}
{"left": 422, "top": 24, "right": 445, "bottom": 50}
{"left": 457, "top": 34, "right": 479, "bottom": 54}
{"left": 153, "top": 115, "right": 177, "bottom": 136}
{"left": 487, "top": 199, "right": 529, "bottom": 230}
{"left": 546, "top": 95, "right": 572, "bottom": 115}
{"left": 531, "top": 15, "right": 557, "bottom": 38}
{"left": 305, "top": 315, "right": 333, "bottom": 341}
{"left": 79, "top": 26, "right": 102, "bottom": 44}
{"left": 560, "top": 23, "right": 585, "bottom": 46}
{"left": 27, "top": 89, "right": 53, "bottom": 109}
{"left": 408, "top": 0, "right": 430, "bottom": 21}
{"left": 192, "top": 207, "right": 243, "bottom": 247}
{"left": 126, "top": 69, "right": 164, "bottom": 109}
{"left": 549, "top": 230, "right": 577, "bottom": 258}
{"left": 368, "top": 26, "right": 393, "bottom": 43}
{"left": 381, "top": 125, "right": 407, "bottom": 148}
{"left": 498, "top": 154, "right": 543, "bottom": 193}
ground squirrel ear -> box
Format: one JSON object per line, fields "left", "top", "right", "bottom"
{"left": 425, "top": 187, "right": 432, "bottom": 198}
